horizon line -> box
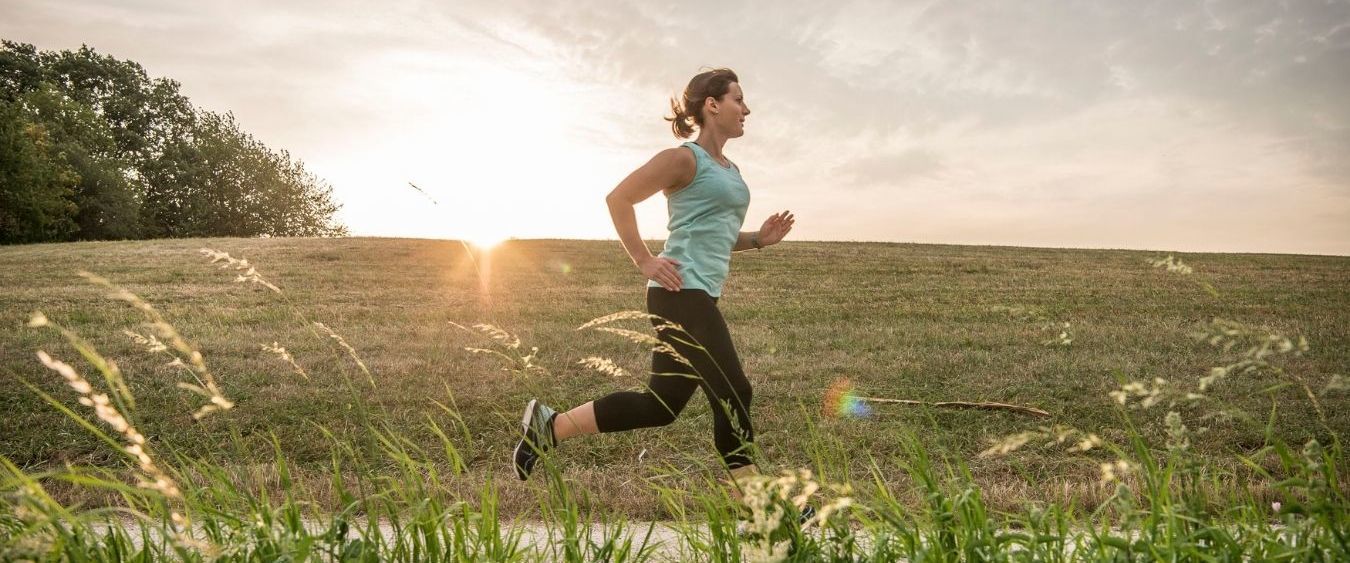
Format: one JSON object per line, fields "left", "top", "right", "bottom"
{"left": 7, "top": 236, "right": 1345, "bottom": 258}
{"left": 342, "top": 235, "right": 1350, "bottom": 258}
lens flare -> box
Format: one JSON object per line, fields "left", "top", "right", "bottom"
{"left": 456, "top": 240, "right": 494, "bottom": 309}
{"left": 466, "top": 234, "right": 507, "bottom": 251}
{"left": 823, "top": 377, "right": 872, "bottom": 419}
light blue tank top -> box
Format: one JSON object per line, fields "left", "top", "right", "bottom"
{"left": 646, "top": 141, "right": 751, "bottom": 298}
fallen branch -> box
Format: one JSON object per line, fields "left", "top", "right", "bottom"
{"left": 855, "top": 396, "right": 1051, "bottom": 418}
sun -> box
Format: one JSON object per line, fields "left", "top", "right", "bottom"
{"left": 462, "top": 229, "right": 510, "bottom": 251}
{"left": 466, "top": 235, "right": 507, "bottom": 250}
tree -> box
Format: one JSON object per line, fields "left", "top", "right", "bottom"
{"left": 0, "top": 40, "right": 346, "bottom": 243}
{"left": 20, "top": 83, "right": 140, "bottom": 239}
{"left": 0, "top": 100, "right": 78, "bottom": 243}
{"left": 140, "top": 110, "right": 346, "bottom": 238}
{"left": 0, "top": 41, "right": 42, "bottom": 101}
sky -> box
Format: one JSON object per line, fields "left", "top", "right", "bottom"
{"left": 3, "top": 0, "right": 1349, "bottom": 255}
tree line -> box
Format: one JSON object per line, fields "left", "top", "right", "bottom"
{"left": 0, "top": 40, "right": 347, "bottom": 244}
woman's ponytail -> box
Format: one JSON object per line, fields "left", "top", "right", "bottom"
{"left": 665, "top": 96, "right": 695, "bottom": 139}
{"left": 663, "top": 68, "right": 739, "bottom": 139}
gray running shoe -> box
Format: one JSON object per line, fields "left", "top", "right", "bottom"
{"left": 799, "top": 504, "right": 817, "bottom": 525}
{"left": 513, "top": 399, "right": 557, "bottom": 481}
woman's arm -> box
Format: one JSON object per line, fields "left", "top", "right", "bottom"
{"left": 731, "top": 231, "right": 761, "bottom": 252}
{"left": 605, "top": 148, "right": 696, "bottom": 291}
{"left": 733, "top": 211, "right": 795, "bottom": 252}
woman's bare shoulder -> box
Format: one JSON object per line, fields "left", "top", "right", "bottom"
{"left": 654, "top": 145, "right": 696, "bottom": 168}
{"left": 651, "top": 146, "right": 697, "bottom": 195}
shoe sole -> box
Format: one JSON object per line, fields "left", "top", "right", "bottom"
{"left": 512, "top": 399, "right": 538, "bottom": 480}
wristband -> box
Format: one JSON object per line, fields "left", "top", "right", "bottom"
{"left": 751, "top": 232, "right": 762, "bottom": 250}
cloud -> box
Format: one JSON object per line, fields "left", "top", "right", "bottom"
{"left": 3, "top": 0, "right": 1347, "bottom": 253}
{"left": 837, "top": 148, "right": 946, "bottom": 188}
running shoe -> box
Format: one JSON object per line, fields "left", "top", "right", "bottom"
{"left": 512, "top": 398, "right": 557, "bottom": 480}
{"left": 799, "top": 504, "right": 817, "bottom": 525}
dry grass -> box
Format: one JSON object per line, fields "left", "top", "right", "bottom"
{"left": 1, "top": 236, "right": 1346, "bottom": 517}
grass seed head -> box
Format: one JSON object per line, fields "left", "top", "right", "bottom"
{"left": 471, "top": 323, "right": 521, "bottom": 349}
{"left": 261, "top": 342, "right": 309, "bottom": 380}
{"left": 576, "top": 310, "right": 665, "bottom": 331}
{"left": 27, "top": 312, "right": 49, "bottom": 327}
{"left": 578, "top": 356, "right": 628, "bottom": 378}
{"left": 36, "top": 350, "right": 184, "bottom": 503}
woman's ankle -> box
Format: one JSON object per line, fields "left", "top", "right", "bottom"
{"left": 724, "top": 463, "right": 760, "bottom": 502}
{"left": 729, "top": 464, "right": 760, "bottom": 480}
{"left": 553, "top": 402, "right": 599, "bottom": 442}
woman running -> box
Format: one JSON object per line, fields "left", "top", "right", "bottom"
{"left": 513, "top": 67, "right": 795, "bottom": 488}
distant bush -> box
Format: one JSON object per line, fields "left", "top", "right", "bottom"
{"left": 0, "top": 40, "right": 347, "bottom": 244}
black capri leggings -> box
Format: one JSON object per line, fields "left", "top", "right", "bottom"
{"left": 593, "top": 287, "right": 755, "bottom": 469}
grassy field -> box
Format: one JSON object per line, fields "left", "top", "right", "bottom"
{"left": 1, "top": 236, "right": 1346, "bottom": 522}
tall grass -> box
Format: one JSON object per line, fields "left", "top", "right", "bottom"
{"left": 1, "top": 249, "right": 1345, "bottom": 561}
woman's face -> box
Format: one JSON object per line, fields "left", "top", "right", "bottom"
{"left": 706, "top": 82, "right": 750, "bottom": 137}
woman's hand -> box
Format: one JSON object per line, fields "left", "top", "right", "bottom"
{"left": 640, "top": 256, "right": 683, "bottom": 291}
{"left": 757, "top": 210, "right": 795, "bottom": 246}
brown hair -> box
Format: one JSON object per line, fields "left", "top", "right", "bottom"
{"left": 665, "top": 68, "right": 739, "bottom": 139}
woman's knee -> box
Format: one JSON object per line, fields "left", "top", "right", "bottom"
{"left": 642, "top": 393, "right": 684, "bottom": 427}
{"left": 729, "top": 379, "right": 753, "bottom": 408}
{"left": 734, "top": 380, "right": 756, "bottom": 405}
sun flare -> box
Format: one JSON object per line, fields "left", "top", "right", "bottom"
{"left": 463, "top": 232, "right": 509, "bottom": 251}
